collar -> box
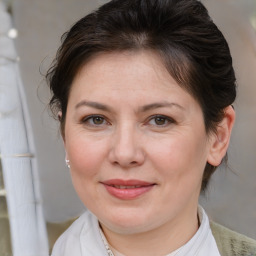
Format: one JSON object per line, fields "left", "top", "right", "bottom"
{"left": 98, "top": 206, "right": 221, "bottom": 256}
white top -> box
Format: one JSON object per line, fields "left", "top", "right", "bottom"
{"left": 51, "top": 206, "right": 221, "bottom": 256}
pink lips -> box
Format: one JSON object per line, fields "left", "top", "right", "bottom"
{"left": 101, "top": 179, "right": 155, "bottom": 200}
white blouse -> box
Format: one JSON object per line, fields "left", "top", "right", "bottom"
{"left": 51, "top": 206, "right": 220, "bottom": 256}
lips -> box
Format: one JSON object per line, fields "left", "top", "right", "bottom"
{"left": 101, "top": 179, "right": 155, "bottom": 200}
{"left": 111, "top": 185, "right": 144, "bottom": 189}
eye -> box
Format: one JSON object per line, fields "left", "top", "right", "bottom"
{"left": 147, "top": 115, "right": 174, "bottom": 127}
{"left": 82, "top": 115, "right": 108, "bottom": 126}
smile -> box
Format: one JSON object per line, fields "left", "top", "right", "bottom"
{"left": 111, "top": 185, "right": 145, "bottom": 189}
{"left": 101, "top": 179, "right": 156, "bottom": 200}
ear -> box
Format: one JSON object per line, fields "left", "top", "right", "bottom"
{"left": 58, "top": 111, "right": 69, "bottom": 162}
{"left": 57, "top": 111, "right": 62, "bottom": 121}
{"left": 58, "top": 111, "right": 66, "bottom": 142}
{"left": 207, "top": 105, "right": 235, "bottom": 166}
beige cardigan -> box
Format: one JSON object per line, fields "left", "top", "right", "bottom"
{"left": 210, "top": 221, "right": 256, "bottom": 256}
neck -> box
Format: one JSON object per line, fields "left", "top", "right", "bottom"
{"left": 100, "top": 204, "right": 199, "bottom": 256}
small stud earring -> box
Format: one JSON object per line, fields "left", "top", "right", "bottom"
{"left": 65, "top": 159, "right": 70, "bottom": 168}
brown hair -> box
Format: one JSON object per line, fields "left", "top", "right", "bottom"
{"left": 46, "top": 0, "right": 236, "bottom": 191}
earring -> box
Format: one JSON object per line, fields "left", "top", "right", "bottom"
{"left": 65, "top": 159, "right": 70, "bottom": 168}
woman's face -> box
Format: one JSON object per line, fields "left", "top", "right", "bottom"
{"left": 64, "top": 51, "right": 216, "bottom": 234}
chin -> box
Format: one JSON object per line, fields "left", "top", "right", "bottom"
{"left": 99, "top": 211, "right": 156, "bottom": 235}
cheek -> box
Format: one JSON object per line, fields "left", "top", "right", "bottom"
{"left": 66, "top": 137, "right": 109, "bottom": 205}
{"left": 67, "top": 136, "right": 108, "bottom": 178}
{"left": 149, "top": 134, "right": 208, "bottom": 180}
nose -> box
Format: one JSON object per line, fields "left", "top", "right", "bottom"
{"left": 108, "top": 124, "right": 145, "bottom": 168}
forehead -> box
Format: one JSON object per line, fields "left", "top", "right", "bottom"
{"left": 72, "top": 51, "right": 179, "bottom": 92}
{"left": 68, "top": 51, "right": 199, "bottom": 112}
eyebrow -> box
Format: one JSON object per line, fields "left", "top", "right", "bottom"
{"left": 75, "top": 100, "right": 113, "bottom": 112}
{"left": 139, "top": 102, "right": 184, "bottom": 112}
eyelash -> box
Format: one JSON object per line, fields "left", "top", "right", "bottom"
{"left": 146, "top": 115, "right": 175, "bottom": 127}
{"left": 81, "top": 115, "right": 109, "bottom": 127}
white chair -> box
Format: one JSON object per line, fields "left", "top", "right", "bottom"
{"left": 0, "top": 1, "right": 49, "bottom": 255}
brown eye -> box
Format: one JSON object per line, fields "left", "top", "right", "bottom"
{"left": 155, "top": 117, "right": 167, "bottom": 125}
{"left": 92, "top": 116, "right": 104, "bottom": 125}
{"left": 82, "top": 115, "right": 108, "bottom": 126}
{"left": 148, "top": 115, "right": 174, "bottom": 127}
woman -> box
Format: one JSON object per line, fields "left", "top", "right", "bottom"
{"left": 46, "top": 0, "right": 256, "bottom": 255}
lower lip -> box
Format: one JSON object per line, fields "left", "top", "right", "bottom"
{"left": 103, "top": 184, "right": 154, "bottom": 200}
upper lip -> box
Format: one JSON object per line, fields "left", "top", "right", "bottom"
{"left": 101, "top": 179, "right": 155, "bottom": 187}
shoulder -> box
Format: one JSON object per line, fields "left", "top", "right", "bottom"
{"left": 51, "top": 211, "right": 107, "bottom": 256}
{"left": 51, "top": 211, "right": 98, "bottom": 256}
{"left": 210, "top": 221, "right": 256, "bottom": 256}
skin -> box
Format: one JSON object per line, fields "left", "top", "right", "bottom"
{"left": 63, "top": 51, "right": 235, "bottom": 256}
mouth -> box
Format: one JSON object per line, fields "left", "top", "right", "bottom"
{"left": 109, "top": 185, "right": 148, "bottom": 189}
{"left": 101, "top": 179, "right": 156, "bottom": 200}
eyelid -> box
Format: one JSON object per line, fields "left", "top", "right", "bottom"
{"left": 81, "top": 114, "right": 110, "bottom": 126}
{"left": 146, "top": 114, "right": 175, "bottom": 126}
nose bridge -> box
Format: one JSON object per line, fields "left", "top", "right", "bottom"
{"left": 110, "top": 121, "right": 144, "bottom": 167}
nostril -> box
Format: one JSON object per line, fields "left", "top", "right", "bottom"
{"left": 112, "top": 160, "right": 139, "bottom": 167}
